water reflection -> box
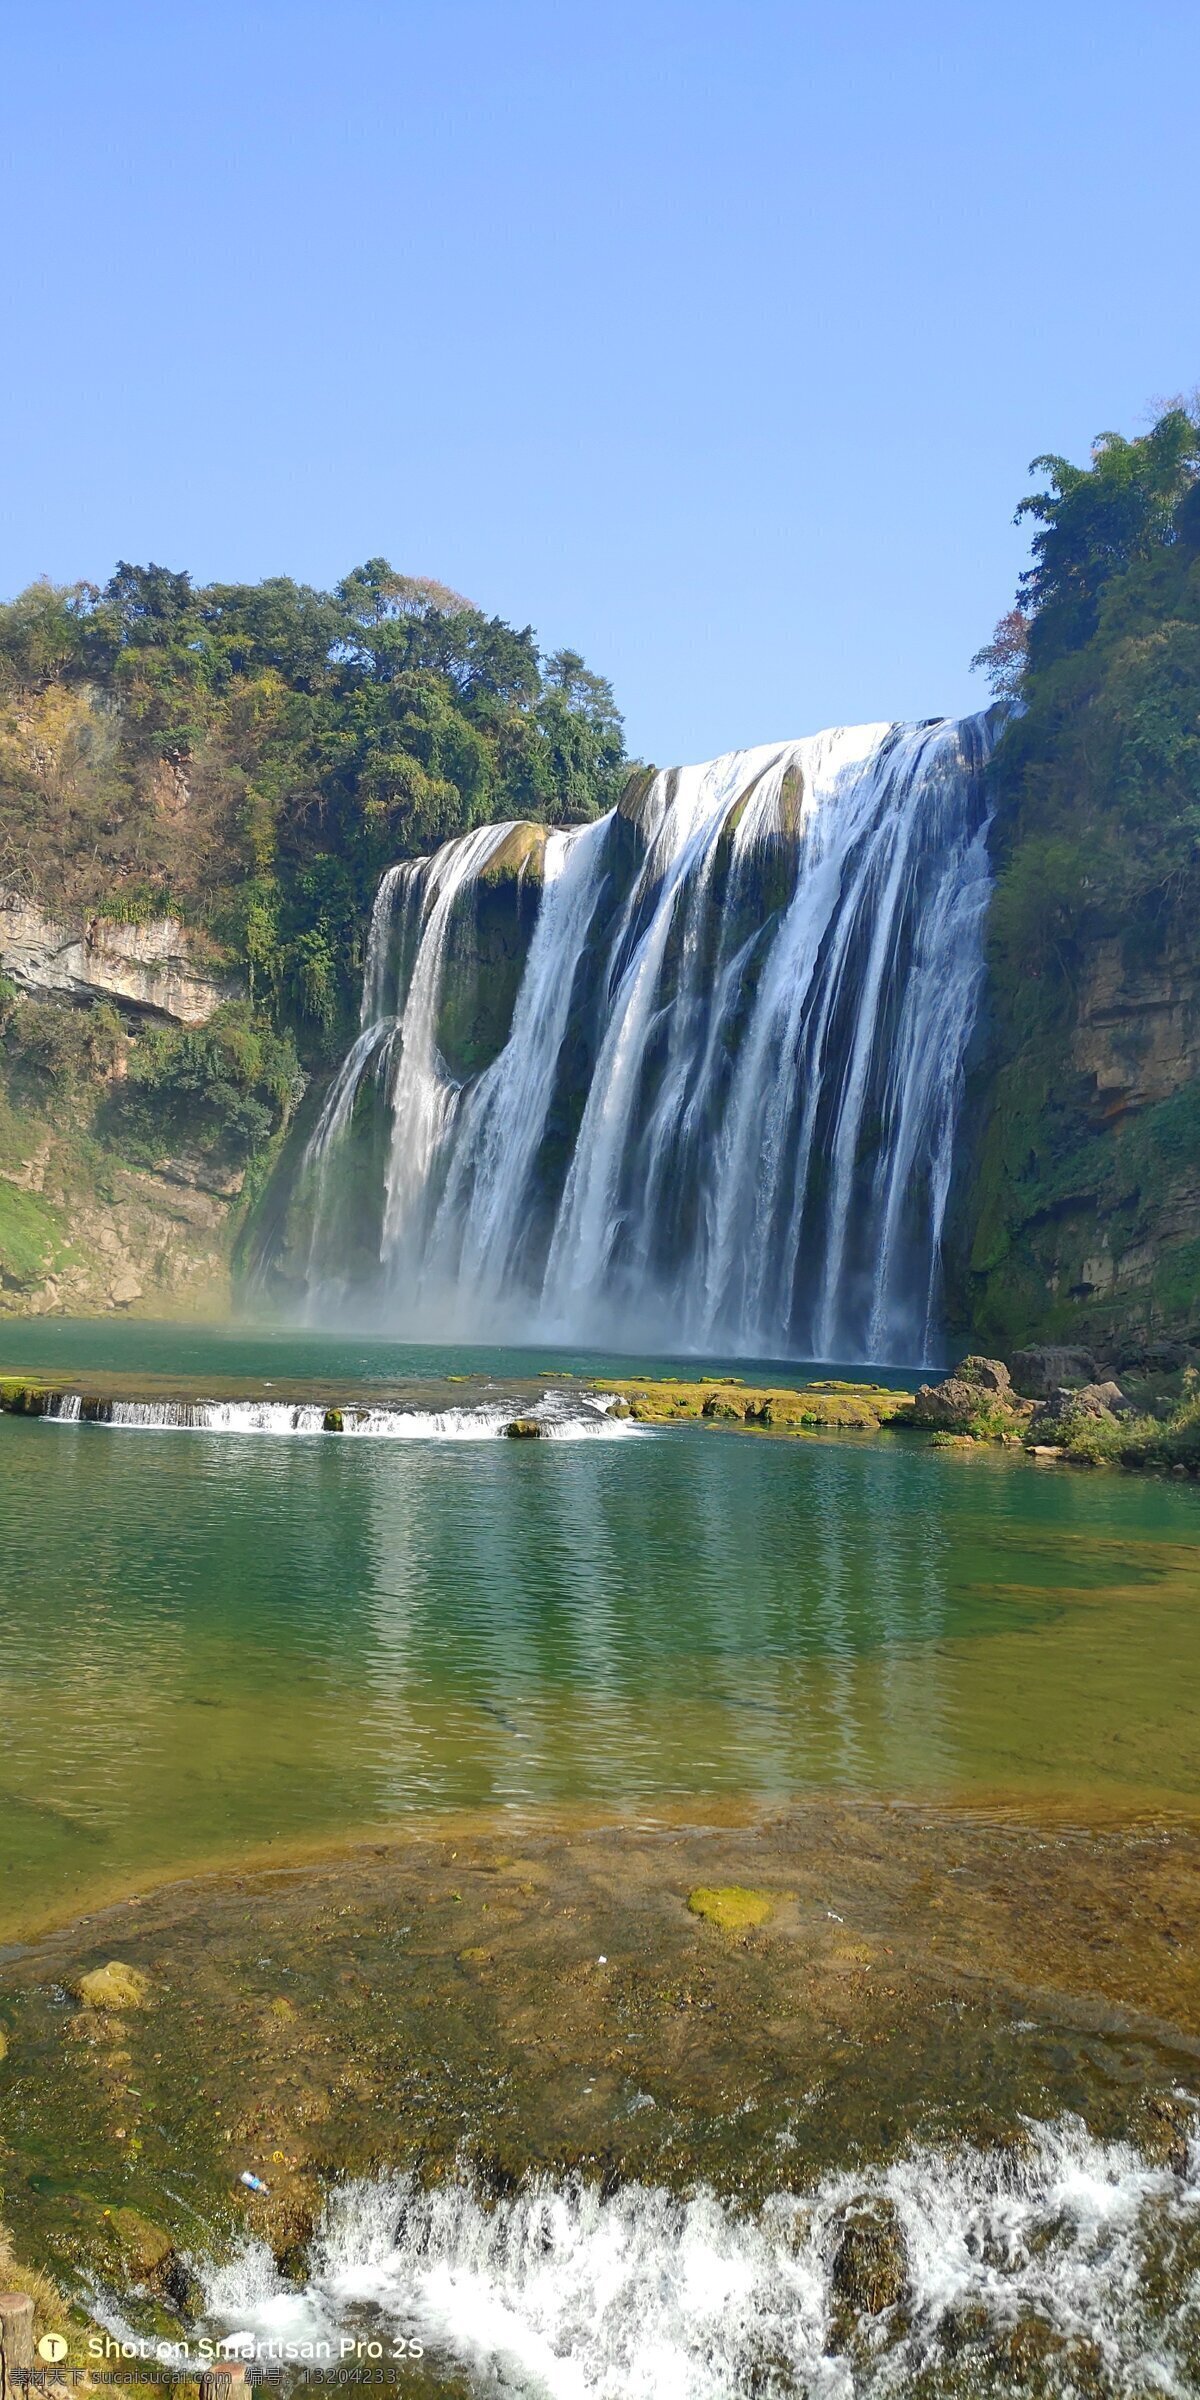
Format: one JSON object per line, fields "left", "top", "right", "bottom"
{"left": 1, "top": 1417, "right": 1198, "bottom": 1933}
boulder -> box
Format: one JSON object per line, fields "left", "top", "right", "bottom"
{"left": 74, "top": 1960, "right": 150, "bottom": 2011}
{"left": 909, "top": 1377, "right": 987, "bottom": 1431}
{"left": 1037, "top": 1382, "right": 1120, "bottom": 1427}
{"left": 1009, "top": 1345, "right": 1097, "bottom": 1399}
{"left": 1114, "top": 1337, "right": 1199, "bottom": 1377}
{"left": 503, "top": 1418, "right": 544, "bottom": 1439}
{"left": 954, "top": 1356, "right": 1012, "bottom": 1394}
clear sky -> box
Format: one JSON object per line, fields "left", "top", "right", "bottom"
{"left": 1, "top": 1, "right": 1196, "bottom": 766}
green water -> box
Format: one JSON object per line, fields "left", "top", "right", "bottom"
{"left": 1, "top": 1326, "right": 1199, "bottom": 1937}
{"left": 0, "top": 1315, "right": 922, "bottom": 1391}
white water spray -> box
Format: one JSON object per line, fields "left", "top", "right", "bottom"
{"left": 188, "top": 2112, "right": 1198, "bottom": 2399}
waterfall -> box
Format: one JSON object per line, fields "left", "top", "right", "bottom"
{"left": 297, "top": 713, "right": 996, "bottom": 1364}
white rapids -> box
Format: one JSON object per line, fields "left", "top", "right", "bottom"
{"left": 41, "top": 1391, "right": 640, "bottom": 1442}
{"left": 300, "top": 714, "right": 997, "bottom": 1365}
{"left": 185, "top": 2112, "right": 1199, "bottom": 2398}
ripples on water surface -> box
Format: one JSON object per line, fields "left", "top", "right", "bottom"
{"left": 1, "top": 1328, "right": 1199, "bottom": 1931}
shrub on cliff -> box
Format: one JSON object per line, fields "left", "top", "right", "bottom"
{"left": 111, "top": 1003, "right": 305, "bottom": 1164}
{"left": 960, "top": 404, "right": 1200, "bottom": 1350}
{"left": 2, "top": 994, "right": 123, "bottom": 1095}
{"left": 0, "top": 561, "right": 628, "bottom": 1060}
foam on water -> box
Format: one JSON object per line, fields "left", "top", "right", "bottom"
{"left": 41, "top": 1391, "right": 640, "bottom": 1442}
{"left": 187, "top": 2113, "right": 1199, "bottom": 2397}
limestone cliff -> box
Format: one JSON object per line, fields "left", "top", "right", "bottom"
{"left": 0, "top": 1130, "right": 234, "bottom": 1317}
{"left": 0, "top": 897, "right": 237, "bottom": 1025}
{"left": 957, "top": 911, "right": 1200, "bottom": 1358}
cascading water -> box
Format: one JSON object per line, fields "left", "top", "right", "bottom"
{"left": 298, "top": 713, "right": 997, "bottom": 1363}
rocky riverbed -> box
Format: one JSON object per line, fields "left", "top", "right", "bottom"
{"left": 1, "top": 1806, "right": 1199, "bottom": 2392}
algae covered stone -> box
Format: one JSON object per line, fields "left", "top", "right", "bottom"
{"left": 686, "top": 1885, "right": 775, "bottom": 1932}
{"left": 75, "top": 1961, "right": 150, "bottom": 2011}
{"left": 106, "top": 2207, "right": 174, "bottom": 2279}
{"left": 828, "top": 2196, "right": 909, "bottom": 2351}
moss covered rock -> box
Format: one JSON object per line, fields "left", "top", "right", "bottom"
{"left": 686, "top": 1885, "right": 775, "bottom": 1932}
{"left": 74, "top": 1961, "right": 150, "bottom": 2012}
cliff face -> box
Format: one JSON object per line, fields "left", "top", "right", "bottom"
{"left": 958, "top": 910, "right": 1200, "bottom": 1357}
{"left": 0, "top": 897, "right": 255, "bottom": 1315}
{"left": 953, "top": 418, "right": 1200, "bottom": 1364}
{"left": 0, "top": 898, "right": 238, "bottom": 1025}
{"left": 0, "top": 1135, "right": 234, "bottom": 1318}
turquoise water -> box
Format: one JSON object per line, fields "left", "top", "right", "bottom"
{"left": 2, "top": 1327, "right": 1199, "bottom": 1935}
{"left": 0, "top": 1316, "right": 923, "bottom": 1392}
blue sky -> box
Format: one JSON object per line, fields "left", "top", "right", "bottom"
{"left": 1, "top": 0, "right": 1196, "bottom": 765}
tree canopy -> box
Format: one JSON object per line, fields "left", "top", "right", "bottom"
{"left": 0, "top": 561, "right": 628, "bottom": 1053}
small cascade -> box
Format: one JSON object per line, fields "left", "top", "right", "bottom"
{"left": 297, "top": 713, "right": 998, "bottom": 1363}
{"left": 36, "top": 1392, "right": 637, "bottom": 1442}
{"left": 190, "top": 2112, "right": 1199, "bottom": 2398}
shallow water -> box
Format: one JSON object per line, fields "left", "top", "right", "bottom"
{"left": 192, "top": 2120, "right": 1200, "bottom": 2400}
{"left": 1, "top": 1328, "right": 1199, "bottom": 1935}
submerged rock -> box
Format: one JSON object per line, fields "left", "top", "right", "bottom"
{"left": 1134, "top": 2090, "right": 1195, "bottom": 2174}
{"left": 106, "top": 2206, "right": 174, "bottom": 2281}
{"left": 828, "top": 2195, "right": 908, "bottom": 2348}
{"left": 686, "top": 1885, "right": 774, "bottom": 1932}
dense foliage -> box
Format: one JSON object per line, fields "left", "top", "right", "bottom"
{"left": 0, "top": 560, "right": 625, "bottom": 1180}
{"left": 962, "top": 405, "right": 1200, "bottom": 1347}
{"left": 0, "top": 561, "right": 626, "bottom": 1051}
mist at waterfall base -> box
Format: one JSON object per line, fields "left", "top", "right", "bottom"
{"left": 294, "top": 714, "right": 996, "bottom": 1367}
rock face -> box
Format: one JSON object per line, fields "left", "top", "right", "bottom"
{"left": 959, "top": 911, "right": 1200, "bottom": 1355}
{"left": 434, "top": 830, "right": 547, "bottom": 1082}
{"left": 0, "top": 896, "right": 238, "bottom": 1025}
{"left": 0, "top": 1139, "right": 233, "bottom": 1317}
